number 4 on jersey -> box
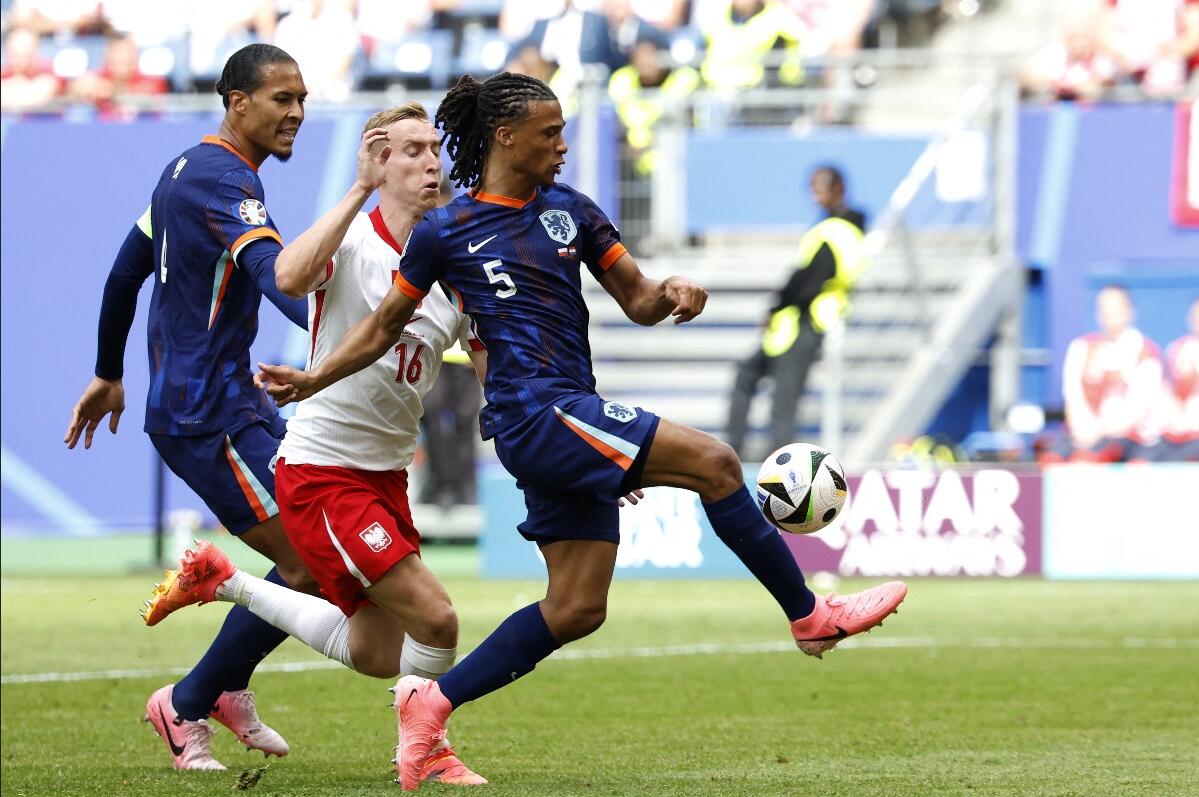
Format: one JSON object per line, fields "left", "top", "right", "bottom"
{"left": 483, "top": 259, "right": 516, "bottom": 298}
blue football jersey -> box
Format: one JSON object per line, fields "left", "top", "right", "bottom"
{"left": 142, "top": 136, "right": 285, "bottom": 435}
{"left": 395, "top": 184, "right": 626, "bottom": 439}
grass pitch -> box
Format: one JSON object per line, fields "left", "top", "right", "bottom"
{"left": 2, "top": 541, "right": 1197, "bottom": 797}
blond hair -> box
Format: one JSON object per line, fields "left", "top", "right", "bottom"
{"left": 362, "top": 102, "right": 429, "bottom": 136}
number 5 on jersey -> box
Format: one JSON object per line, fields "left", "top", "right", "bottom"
{"left": 483, "top": 258, "right": 516, "bottom": 298}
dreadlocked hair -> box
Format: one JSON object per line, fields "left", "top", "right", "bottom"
{"left": 435, "top": 73, "right": 558, "bottom": 189}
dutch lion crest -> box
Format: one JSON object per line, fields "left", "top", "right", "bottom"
{"left": 539, "top": 209, "right": 577, "bottom": 245}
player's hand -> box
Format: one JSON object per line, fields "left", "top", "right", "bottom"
{"left": 355, "top": 127, "right": 392, "bottom": 194}
{"left": 255, "top": 362, "right": 314, "bottom": 407}
{"left": 618, "top": 488, "right": 645, "bottom": 507}
{"left": 663, "top": 276, "right": 708, "bottom": 325}
{"left": 64, "top": 377, "right": 125, "bottom": 450}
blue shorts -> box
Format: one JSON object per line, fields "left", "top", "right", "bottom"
{"left": 493, "top": 393, "right": 660, "bottom": 546}
{"left": 150, "top": 416, "right": 286, "bottom": 535}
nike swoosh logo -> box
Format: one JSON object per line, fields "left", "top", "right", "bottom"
{"left": 804, "top": 625, "right": 850, "bottom": 643}
{"left": 158, "top": 706, "right": 186, "bottom": 756}
{"left": 467, "top": 235, "right": 497, "bottom": 254}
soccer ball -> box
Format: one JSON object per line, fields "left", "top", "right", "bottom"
{"left": 755, "top": 443, "right": 848, "bottom": 534}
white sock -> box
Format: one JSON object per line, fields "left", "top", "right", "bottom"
{"left": 400, "top": 637, "right": 456, "bottom": 680}
{"left": 216, "top": 569, "right": 355, "bottom": 670}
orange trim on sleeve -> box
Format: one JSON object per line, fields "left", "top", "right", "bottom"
{"left": 201, "top": 135, "right": 259, "bottom": 172}
{"left": 470, "top": 189, "right": 538, "bottom": 208}
{"left": 230, "top": 227, "right": 283, "bottom": 259}
{"left": 393, "top": 271, "right": 428, "bottom": 301}
{"left": 597, "top": 242, "right": 628, "bottom": 271}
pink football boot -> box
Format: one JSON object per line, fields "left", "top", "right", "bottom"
{"left": 211, "top": 689, "right": 289, "bottom": 759}
{"left": 143, "top": 684, "right": 225, "bottom": 770}
{"left": 421, "top": 740, "right": 488, "bottom": 786}
{"left": 392, "top": 675, "right": 453, "bottom": 790}
{"left": 791, "top": 581, "right": 908, "bottom": 658}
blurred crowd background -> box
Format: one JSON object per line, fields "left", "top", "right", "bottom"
{"left": 3, "top": 0, "right": 1196, "bottom": 118}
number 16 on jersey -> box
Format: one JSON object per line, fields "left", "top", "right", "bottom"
{"left": 482, "top": 259, "right": 516, "bottom": 299}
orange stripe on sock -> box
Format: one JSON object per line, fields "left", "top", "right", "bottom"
{"left": 556, "top": 414, "right": 634, "bottom": 470}
{"left": 225, "top": 440, "right": 269, "bottom": 522}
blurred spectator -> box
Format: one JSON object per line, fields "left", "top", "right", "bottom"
{"left": 603, "top": 0, "right": 670, "bottom": 61}
{"left": 1, "top": 26, "right": 63, "bottom": 112}
{"left": 1021, "top": 13, "right": 1117, "bottom": 101}
{"left": 69, "top": 33, "right": 168, "bottom": 119}
{"left": 786, "top": 0, "right": 873, "bottom": 60}
{"left": 506, "top": 44, "right": 558, "bottom": 82}
{"left": 608, "top": 39, "right": 699, "bottom": 174}
{"left": 100, "top": 1, "right": 187, "bottom": 47}
{"left": 499, "top": 1, "right": 563, "bottom": 40}
{"left": 699, "top": 0, "right": 806, "bottom": 93}
{"left": 273, "top": 0, "right": 360, "bottom": 101}
{"left": 184, "top": 0, "right": 278, "bottom": 78}
{"left": 1162, "top": 299, "right": 1199, "bottom": 460}
{"left": 1048, "top": 286, "right": 1167, "bottom": 463}
{"left": 787, "top": 0, "right": 874, "bottom": 122}
{"left": 507, "top": 0, "right": 624, "bottom": 78}
{"left": 10, "top": 0, "right": 103, "bottom": 37}
{"left": 1100, "top": 0, "right": 1199, "bottom": 97}
{"left": 726, "top": 166, "right": 868, "bottom": 457}
{"left": 626, "top": 0, "right": 690, "bottom": 32}
{"left": 506, "top": 44, "right": 583, "bottom": 117}
{"left": 357, "top": 0, "right": 464, "bottom": 50}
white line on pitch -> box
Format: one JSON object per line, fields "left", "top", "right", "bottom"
{"left": 2, "top": 636, "right": 1196, "bottom": 685}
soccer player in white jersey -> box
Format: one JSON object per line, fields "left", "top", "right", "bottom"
{"left": 143, "top": 103, "right": 487, "bottom": 786}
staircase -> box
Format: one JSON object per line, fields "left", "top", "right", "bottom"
{"left": 586, "top": 81, "right": 1022, "bottom": 465}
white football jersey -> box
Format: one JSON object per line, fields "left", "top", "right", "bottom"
{"left": 278, "top": 208, "right": 481, "bottom": 471}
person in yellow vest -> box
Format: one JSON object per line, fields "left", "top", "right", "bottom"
{"left": 699, "top": 0, "right": 807, "bottom": 93}
{"left": 725, "top": 165, "right": 868, "bottom": 457}
{"left": 609, "top": 39, "right": 700, "bottom": 176}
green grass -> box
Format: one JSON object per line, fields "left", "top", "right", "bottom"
{"left": 2, "top": 548, "right": 1198, "bottom": 796}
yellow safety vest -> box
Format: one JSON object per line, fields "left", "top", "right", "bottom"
{"left": 762, "top": 216, "right": 867, "bottom": 356}
{"left": 609, "top": 64, "right": 701, "bottom": 149}
{"left": 442, "top": 347, "right": 470, "bottom": 366}
{"left": 701, "top": 3, "right": 806, "bottom": 92}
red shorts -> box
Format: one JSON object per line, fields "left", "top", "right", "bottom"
{"left": 275, "top": 459, "right": 420, "bottom": 616}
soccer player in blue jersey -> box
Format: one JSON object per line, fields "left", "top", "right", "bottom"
{"left": 259, "top": 72, "right": 909, "bottom": 789}
{"left": 63, "top": 45, "right": 315, "bottom": 771}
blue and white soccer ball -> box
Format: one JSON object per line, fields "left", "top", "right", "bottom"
{"left": 755, "top": 443, "right": 848, "bottom": 534}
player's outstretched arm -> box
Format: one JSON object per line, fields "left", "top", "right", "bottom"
{"left": 65, "top": 223, "right": 154, "bottom": 449}
{"left": 599, "top": 252, "right": 708, "bottom": 326}
{"left": 256, "top": 284, "right": 419, "bottom": 405}
{"left": 275, "top": 127, "right": 392, "bottom": 297}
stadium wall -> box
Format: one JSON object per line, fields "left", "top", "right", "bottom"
{"left": 480, "top": 463, "right": 1198, "bottom": 581}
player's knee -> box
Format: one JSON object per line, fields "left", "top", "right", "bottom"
{"left": 423, "top": 602, "right": 459, "bottom": 649}
{"left": 555, "top": 600, "right": 607, "bottom": 643}
{"left": 698, "top": 440, "right": 743, "bottom": 501}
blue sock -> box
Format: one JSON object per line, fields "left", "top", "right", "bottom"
{"left": 171, "top": 566, "right": 291, "bottom": 720}
{"left": 437, "top": 603, "right": 559, "bottom": 708}
{"left": 704, "top": 486, "right": 816, "bottom": 622}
